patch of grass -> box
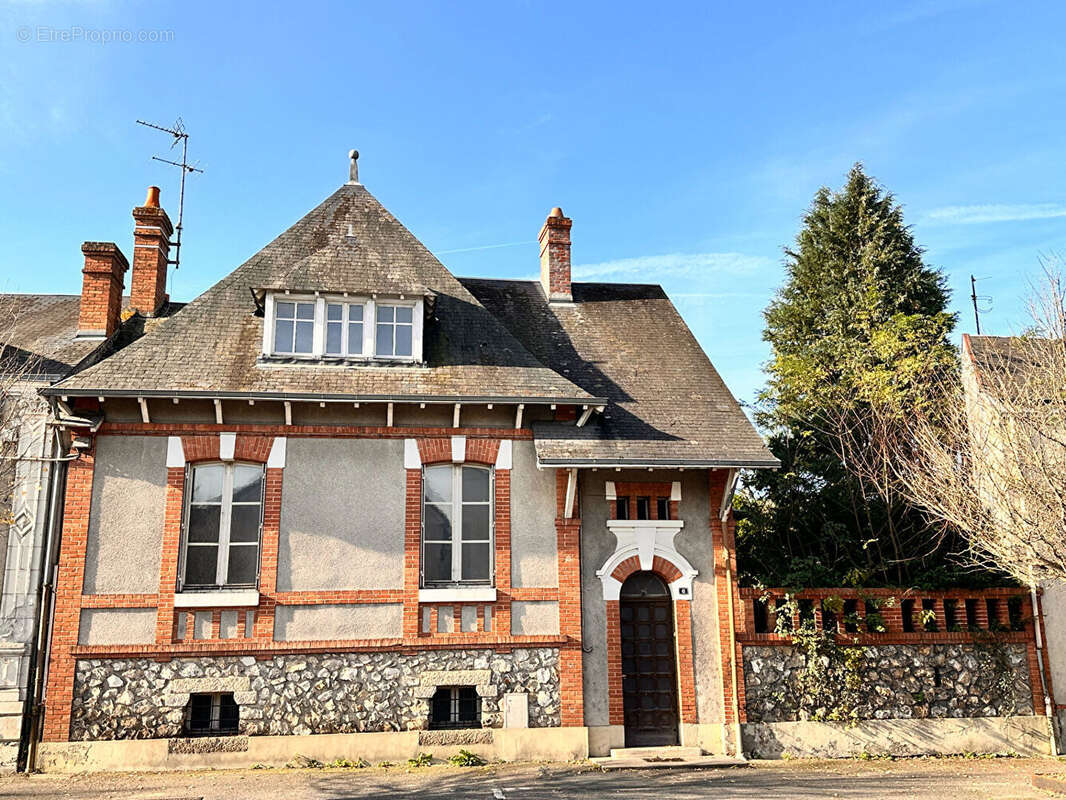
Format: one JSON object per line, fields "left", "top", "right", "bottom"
{"left": 447, "top": 749, "right": 487, "bottom": 767}
{"left": 407, "top": 752, "right": 433, "bottom": 767}
{"left": 377, "top": 760, "right": 396, "bottom": 768}
{"left": 327, "top": 757, "right": 370, "bottom": 768}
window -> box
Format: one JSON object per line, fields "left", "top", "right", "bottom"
{"left": 184, "top": 693, "right": 239, "bottom": 736}
{"left": 182, "top": 462, "right": 264, "bottom": 589}
{"left": 429, "top": 686, "right": 480, "bottom": 729}
{"left": 265, "top": 294, "right": 421, "bottom": 361}
{"left": 325, "top": 302, "right": 364, "bottom": 356}
{"left": 656, "top": 497, "right": 670, "bottom": 520}
{"left": 615, "top": 496, "right": 630, "bottom": 520}
{"left": 273, "top": 300, "right": 315, "bottom": 354}
{"left": 376, "top": 304, "right": 414, "bottom": 357}
{"left": 635, "top": 496, "right": 651, "bottom": 520}
{"left": 422, "top": 464, "right": 493, "bottom": 586}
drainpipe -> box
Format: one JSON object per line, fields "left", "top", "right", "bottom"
{"left": 724, "top": 554, "right": 742, "bottom": 757}
{"left": 20, "top": 426, "right": 69, "bottom": 772}
{"left": 1030, "top": 578, "right": 1058, "bottom": 755}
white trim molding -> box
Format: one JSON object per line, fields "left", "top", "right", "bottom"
{"left": 404, "top": 438, "right": 421, "bottom": 469}
{"left": 595, "top": 520, "right": 697, "bottom": 601}
{"left": 267, "top": 437, "right": 287, "bottom": 468}
{"left": 173, "top": 590, "right": 260, "bottom": 608}
{"left": 495, "top": 440, "right": 512, "bottom": 470}
{"left": 219, "top": 432, "right": 236, "bottom": 461}
{"left": 166, "top": 436, "right": 185, "bottom": 468}
{"left": 451, "top": 435, "right": 466, "bottom": 463}
{"left": 418, "top": 587, "right": 497, "bottom": 603}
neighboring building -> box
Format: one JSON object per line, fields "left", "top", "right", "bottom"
{"left": 0, "top": 193, "right": 182, "bottom": 770}
{"left": 963, "top": 334, "right": 1064, "bottom": 748}
{"left": 32, "top": 152, "right": 782, "bottom": 769}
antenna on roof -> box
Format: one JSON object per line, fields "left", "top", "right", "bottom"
{"left": 970, "top": 274, "right": 993, "bottom": 335}
{"left": 136, "top": 117, "right": 203, "bottom": 272}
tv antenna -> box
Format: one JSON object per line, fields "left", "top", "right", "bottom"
{"left": 136, "top": 117, "right": 203, "bottom": 271}
{"left": 970, "top": 275, "right": 993, "bottom": 334}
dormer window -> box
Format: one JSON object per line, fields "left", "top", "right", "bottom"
{"left": 262, "top": 293, "right": 422, "bottom": 362}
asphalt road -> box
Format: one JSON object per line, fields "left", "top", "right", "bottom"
{"left": 0, "top": 758, "right": 1061, "bottom": 800}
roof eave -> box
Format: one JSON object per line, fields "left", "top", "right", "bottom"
{"left": 535, "top": 456, "right": 781, "bottom": 470}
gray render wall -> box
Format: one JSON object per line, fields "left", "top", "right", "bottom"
{"left": 70, "top": 648, "right": 560, "bottom": 740}
{"left": 744, "top": 643, "right": 1033, "bottom": 723}
{"left": 578, "top": 469, "right": 721, "bottom": 728}
{"left": 83, "top": 436, "right": 167, "bottom": 595}
{"left": 509, "top": 441, "right": 557, "bottom": 588}
{"left": 277, "top": 438, "right": 406, "bottom": 592}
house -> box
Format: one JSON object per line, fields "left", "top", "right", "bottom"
{"left": 28, "top": 151, "right": 782, "bottom": 769}
{"left": 0, "top": 206, "right": 183, "bottom": 770}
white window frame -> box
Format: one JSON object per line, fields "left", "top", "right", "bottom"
{"left": 262, "top": 293, "right": 423, "bottom": 362}
{"left": 180, "top": 461, "right": 265, "bottom": 591}
{"left": 421, "top": 464, "right": 495, "bottom": 587}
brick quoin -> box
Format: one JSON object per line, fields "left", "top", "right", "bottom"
{"left": 554, "top": 470, "right": 584, "bottom": 726}
{"left": 42, "top": 450, "right": 94, "bottom": 743}
{"left": 710, "top": 470, "right": 746, "bottom": 725}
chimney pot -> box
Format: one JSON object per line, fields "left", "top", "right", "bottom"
{"left": 539, "top": 207, "right": 573, "bottom": 303}
{"left": 144, "top": 185, "right": 161, "bottom": 208}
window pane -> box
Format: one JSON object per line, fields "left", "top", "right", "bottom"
{"left": 185, "top": 545, "right": 218, "bottom": 585}
{"left": 188, "top": 505, "right": 222, "bottom": 543}
{"left": 349, "top": 303, "right": 363, "bottom": 321}
{"left": 657, "top": 497, "right": 670, "bottom": 520}
{"left": 232, "top": 466, "right": 263, "bottom": 502}
{"left": 378, "top": 305, "right": 394, "bottom": 323}
{"left": 191, "top": 465, "right": 224, "bottom": 503}
{"left": 296, "top": 302, "right": 314, "bottom": 320}
{"left": 462, "top": 467, "right": 490, "bottom": 502}
{"left": 227, "top": 545, "right": 259, "bottom": 585}
{"left": 424, "top": 504, "right": 452, "bottom": 541}
{"left": 616, "top": 497, "right": 630, "bottom": 520}
{"left": 274, "top": 320, "right": 293, "bottom": 353}
{"left": 461, "top": 543, "right": 490, "bottom": 582}
{"left": 395, "top": 325, "right": 412, "bottom": 357}
{"left": 423, "top": 542, "right": 451, "bottom": 583}
{"left": 424, "top": 466, "right": 452, "bottom": 503}
{"left": 294, "top": 320, "right": 314, "bottom": 353}
{"left": 395, "top": 306, "right": 413, "bottom": 324}
{"left": 461, "top": 505, "right": 490, "bottom": 541}
{"left": 326, "top": 303, "right": 343, "bottom": 321}
{"left": 230, "top": 505, "right": 261, "bottom": 543}
{"left": 187, "top": 694, "right": 213, "bottom": 731}
{"left": 218, "top": 694, "right": 239, "bottom": 731}
{"left": 275, "top": 301, "right": 295, "bottom": 319}
{"left": 636, "top": 497, "right": 651, "bottom": 520}
{"left": 326, "top": 322, "right": 342, "bottom": 354}
{"left": 376, "top": 323, "right": 393, "bottom": 355}
{"left": 347, "top": 322, "right": 363, "bottom": 354}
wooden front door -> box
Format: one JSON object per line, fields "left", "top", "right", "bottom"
{"left": 619, "top": 572, "right": 679, "bottom": 747}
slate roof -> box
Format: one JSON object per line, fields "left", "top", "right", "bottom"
{"left": 46, "top": 184, "right": 597, "bottom": 404}
{"left": 460, "top": 279, "right": 778, "bottom": 468}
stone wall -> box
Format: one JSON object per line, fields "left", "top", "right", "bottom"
{"left": 744, "top": 643, "right": 1032, "bottom": 722}
{"left": 71, "top": 648, "right": 559, "bottom": 741}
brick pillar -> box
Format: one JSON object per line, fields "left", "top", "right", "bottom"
{"left": 675, "top": 599, "right": 698, "bottom": 724}
{"left": 606, "top": 599, "right": 623, "bottom": 725}
{"left": 42, "top": 450, "right": 95, "bottom": 742}
{"left": 255, "top": 465, "right": 283, "bottom": 640}
{"left": 494, "top": 464, "right": 512, "bottom": 638}
{"left": 538, "top": 208, "right": 572, "bottom": 302}
{"left": 78, "top": 242, "right": 128, "bottom": 337}
{"left": 555, "top": 470, "right": 584, "bottom": 726}
{"left": 130, "top": 186, "right": 173, "bottom": 316}
{"left": 403, "top": 469, "right": 422, "bottom": 639}
{"left": 711, "top": 471, "right": 746, "bottom": 731}
{"left": 154, "top": 465, "right": 185, "bottom": 644}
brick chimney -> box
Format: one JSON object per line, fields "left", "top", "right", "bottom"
{"left": 78, "top": 242, "right": 129, "bottom": 338}
{"left": 539, "top": 206, "right": 572, "bottom": 303}
{"left": 130, "top": 186, "right": 174, "bottom": 316}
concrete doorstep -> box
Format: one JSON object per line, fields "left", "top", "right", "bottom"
{"left": 590, "top": 746, "right": 748, "bottom": 771}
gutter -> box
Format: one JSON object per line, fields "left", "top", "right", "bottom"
{"left": 536, "top": 458, "right": 780, "bottom": 470}
{"left": 39, "top": 387, "right": 607, "bottom": 407}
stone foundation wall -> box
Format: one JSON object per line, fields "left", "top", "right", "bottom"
{"left": 744, "top": 643, "right": 1032, "bottom": 722}
{"left": 71, "top": 648, "right": 559, "bottom": 741}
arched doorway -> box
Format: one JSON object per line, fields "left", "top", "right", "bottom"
{"left": 619, "top": 571, "right": 679, "bottom": 746}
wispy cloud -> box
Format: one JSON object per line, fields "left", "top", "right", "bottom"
{"left": 572, "top": 252, "right": 771, "bottom": 281}
{"left": 924, "top": 204, "right": 1066, "bottom": 225}
{"left": 432, "top": 240, "right": 535, "bottom": 255}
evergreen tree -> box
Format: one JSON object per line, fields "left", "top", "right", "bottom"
{"left": 737, "top": 164, "right": 965, "bottom": 588}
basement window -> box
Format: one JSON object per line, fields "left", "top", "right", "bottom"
{"left": 429, "top": 687, "right": 480, "bottom": 729}
{"left": 184, "top": 693, "right": 239, "bottom": 736}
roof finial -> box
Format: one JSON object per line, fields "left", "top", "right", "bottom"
{"left": 348, "top": 149, "right": 360, "bottom": 185}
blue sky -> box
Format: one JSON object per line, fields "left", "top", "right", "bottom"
{"left": 2, "top": 1, "right": 1065, "bottom": 408}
